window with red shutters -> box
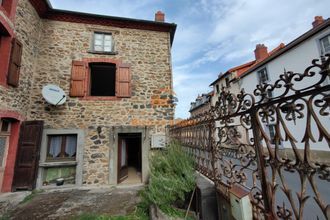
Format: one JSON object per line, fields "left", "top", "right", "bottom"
{"left": 70, "top": 61, "right": 87, "bottom": 97}
{"left": 116, "top": 64, "right": 131, "bottom": 98}
{"left": 70, "top": 60, "right": 131, "bottom": 98}
{"left": 7, "top": 38, "right": 22, "bottom": 87}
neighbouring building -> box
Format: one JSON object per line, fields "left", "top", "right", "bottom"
{"left": 209, "top": 42, "right": 284, "bottom": 145}
{"left": 237, "top": 16, "right": 330, "bottom": 160}
{"left": 189, "top": 92, "right": 212, "bottom": 117}
{"left": 208, "top": 16, "right": 329, "bottom": 160}
{"left": 0, "top": 0, "right": 176, "bottom": 192}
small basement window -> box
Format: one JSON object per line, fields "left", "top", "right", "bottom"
{"left": 90, "top": 63, "right": 116, "bottom": 96}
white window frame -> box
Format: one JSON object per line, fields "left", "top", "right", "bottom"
{"left": 257, "top": 67, "right": 269, "bottom": 84}
{"left": 320, "top": 34, "right": 330, "bottom": 55}
{"left": 93, "top": 32, "right": 113, "bottom": 52}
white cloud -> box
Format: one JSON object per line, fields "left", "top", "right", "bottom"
{"left": 173, "top": 66, "right": 215, "bottom": 118}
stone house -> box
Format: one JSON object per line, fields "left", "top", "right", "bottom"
{"left": 0, "top": 0, "right": 176, "bottom": 192}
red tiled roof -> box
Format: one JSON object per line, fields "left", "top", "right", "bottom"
{"left": 237, "top": 43, "right": 285, "bottom": 77}
{"left": 210, "top": 43, "right": 286, "bottom": 86}
{"left": 239, "top": 18, "right": 330, "bottom": 78}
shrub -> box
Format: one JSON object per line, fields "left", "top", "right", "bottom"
{"left": 141, "top": 141, "right": 195, "bottom": 217}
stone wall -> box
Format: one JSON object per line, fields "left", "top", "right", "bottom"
{"left": 27, "top": 19, "right": 174, "bottom": 184}
{"left": 0, "top": 0, "right": 42, "bottom": 117}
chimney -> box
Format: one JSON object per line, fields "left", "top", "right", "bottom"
{"left": 312, "top": 16, "right": 324, "bottom": 28}
{"left": 254, "top": 44, "right": 268, "bottom": 61}
{"left": 155, "top": 11, "right": 165, "bottom": 22}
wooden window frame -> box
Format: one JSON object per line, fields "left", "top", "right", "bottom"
{"left": 46, "top": 134, "right": 77, "bottom": 162}
{"left": 0, "top": 0, "right": 18, "bottom": 20}
{"left": 88, "top": 62, "right": 116, "bottom": 97}
{"left": 70, "top": 58, "right": 131, "bottom": 100}
{"left": 0, "top": 119, "right": 10, "bottom": 168}
{"left": 90, "top": 32, "right": 117, "bottom": 55}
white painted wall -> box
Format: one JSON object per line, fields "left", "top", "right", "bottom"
{"left": 239, "top": 27, "right": 330, "bottom": 151}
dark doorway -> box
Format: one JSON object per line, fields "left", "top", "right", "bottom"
{"left": 118, "top": 133, "right": 141, "bottom": 184}
{"left": 12, "top": 121, "right": 43, "bottom": 191}
{"left": 90, "top": 63, "right": 116, "bottom": 96}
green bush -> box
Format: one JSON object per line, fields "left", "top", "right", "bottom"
{"left": 141, "top": 141, "right": 196, "bottom": 217}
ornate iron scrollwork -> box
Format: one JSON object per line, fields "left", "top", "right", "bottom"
{"left": 169, "top": 55, "right": 330, "bottom": 219}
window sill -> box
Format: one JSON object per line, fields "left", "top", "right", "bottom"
{"left": 87, "top": 50, "right": 118, "bottom": 55}
{"left": 39, "top": 161, "right": 77, "bottom": 167}
{"left": 80, "top": 96, "right": 122, "bottom": 101}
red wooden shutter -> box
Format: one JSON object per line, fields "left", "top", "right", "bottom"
{"left": 70, "top": 61, "right": 87, "bottom": 97}
{"left": 116, "top": 64, "right": 131, "bottom": 98}
{"left": 7, "top": 38, "right": 23, "bottom": 87}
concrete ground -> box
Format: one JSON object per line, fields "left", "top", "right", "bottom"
{"left": 0, "top": 185, "right": 143, "bottom": 220}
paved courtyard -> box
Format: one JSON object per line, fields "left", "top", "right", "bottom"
{"left": 0, "top": 185, "right": 143, "bottom": 220}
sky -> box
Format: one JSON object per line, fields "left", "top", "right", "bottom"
{"left": 50, "top": 0, "right": 330, "bottom": 119}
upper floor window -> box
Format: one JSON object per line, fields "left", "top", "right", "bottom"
{"left": 90, "top": 63, "right": 116, "bottom": 96}
{"left": 257, "top": 68, "right": 269, "bottom": 84}
{"left": 70, "top": 59, "right": 131, "bottom": 99}
{"left": 215, "top": 84, "right": 219, "bottom": 94}
{"left": 225, "top": 77, "right": 230, "bottom": 87}
{"left": 320, "top": 34, "right": 330, "bottom": 55}
{"left": 93, "top": 33, "right": 113, "bottom": 52}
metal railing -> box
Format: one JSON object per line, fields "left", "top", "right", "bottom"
{"left": 169, "top": 55, "right": 330, "bottom": 219}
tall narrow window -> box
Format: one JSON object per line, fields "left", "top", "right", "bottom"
{"left": 267, "top": 124, "right": 280, "bottom": 145}
{"left": 257, "top": 68, "right": 269, "bottom": 84}
{"left": 320, "top": 34, "right": 330, "bottom": 55}
{"left": 90, "top": 63, "right": 116, "bottom": 96}
{"left": 0, "top": 119, "right": 10, "bottom": 167}
{"left": 93, "top": 33, "right": 113, "bottom": 52}
{"left": 216, "top": 84, "right": 220, "bottom": 93}
{"left": 225, "top": 77, "right": 230, "bottom": 87}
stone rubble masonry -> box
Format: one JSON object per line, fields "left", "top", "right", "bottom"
{"left": 0, "top": 0, "right": 42, "bottom": 118}
{"left": 0, "top": 0, "right": 175, "bottom": 185}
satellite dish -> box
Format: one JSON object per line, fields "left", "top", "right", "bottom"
{"left": 42, "top": 84, "right": 67, "bottom": 106}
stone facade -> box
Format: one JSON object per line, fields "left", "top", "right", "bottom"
{"left": 0, "top": 0, "right": 42, "bottom": 118}
{"left": 0, "top": 0, "right": 176, "bottom": 189}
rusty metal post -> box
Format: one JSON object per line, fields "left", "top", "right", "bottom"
{"left": 250, "top": 109, "right": 273, "bottom": 219}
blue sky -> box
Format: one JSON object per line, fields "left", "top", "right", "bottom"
{"left": 50, "top": 0, "right": 330, "bottom": 119}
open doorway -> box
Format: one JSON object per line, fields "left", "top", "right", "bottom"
{"left": 118, "top": 133, "right": 142, "bottom": 184}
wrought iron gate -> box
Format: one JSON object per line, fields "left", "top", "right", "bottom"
{"left": 169, "top": 55, "right": 330, "bottom": 219}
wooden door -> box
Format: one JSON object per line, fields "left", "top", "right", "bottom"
{"left": 12, "top": 121, "right": 43, "bottom": 191}
{"left": 118, "top": 137, "right": 128, "bottom": 183}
